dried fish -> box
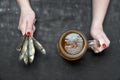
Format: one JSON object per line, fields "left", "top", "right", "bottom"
{"left": 32, "top": 37, "right": 46, "bottom": 54}
{"left": 16, "top": 35, "right": 26, "bottom": 52}
{"left": 28, "top": 37, "right": 35, "bottom": 63}
{"left": 17, "top": 35, "right": 46, "bottom": 64}
{"left": 29, "top": 55, "right": 34, "bottom": 64}
{"left": 24, "top": 49, "right": 29, "bottom": 64}
{"left": 19, "top": 36, "right": 28, "bottom": 61}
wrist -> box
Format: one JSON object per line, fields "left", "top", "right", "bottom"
{"left": 91, "top": 22, "right": 103, "bottom": 30}
{"left": 17, "top": 0, "right": 33, "bottom": 12}
{"left": 21, "top": 7, "right": 34, "bottom": 13}
{"left": 20, "top": 4, "right": 33, "bottom": 12}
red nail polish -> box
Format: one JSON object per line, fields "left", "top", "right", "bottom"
{"left": 102, "top": 43, "right": 106, "bottom": 48}
{"left": 26, "top": 32, "right": 31, "bottom": 36}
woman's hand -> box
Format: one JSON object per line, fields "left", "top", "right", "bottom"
{"left": 18, "top": 8, "right": 36, "bottom": 36}
{"left": 90, "top": 24, "right": 110, "bottom": 53}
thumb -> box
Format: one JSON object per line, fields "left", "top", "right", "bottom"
{"left": 98, "top": 39, "right": 106, "bottom": 52}
{"left": 25, "top": 21, "right": 34, "bottom": 36}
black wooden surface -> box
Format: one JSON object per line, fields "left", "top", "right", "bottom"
{"left": 0, "top": 0, "right": 120, "bottom": 80}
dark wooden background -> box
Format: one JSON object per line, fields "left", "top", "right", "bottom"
{"left": 0, "top": 0, "right": 120, "bottom": 80}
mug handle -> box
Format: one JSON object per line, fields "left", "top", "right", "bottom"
{"left": 88, "top": 40, "right": 100, "bottom": 49}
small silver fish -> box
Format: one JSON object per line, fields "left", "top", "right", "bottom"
{"left": 17, "top": 35, "right": 46, "bottom": 64}
{"left": 29, "top": 55, "right": 34, "bottom": 64}
{"left": 32, "top": 37, "right": 46, "bottom": 54}
{"left": 19, "top": 36, "right": 28, "bottom": 61}
{"left": 23, "top": 50, "right": 29, "bottom": 64}
{"left": 23, "top": 36, "right": 29, "bottom": 64}
{"left": 28, "top": 37, "right": 35, "bottom": 63}
{"left": 16, "top": 35, "right": 26, "bottom": 52}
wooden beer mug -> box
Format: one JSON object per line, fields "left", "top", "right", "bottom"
{"left": 57, "top": 30, "right": 100, "bottom": 61}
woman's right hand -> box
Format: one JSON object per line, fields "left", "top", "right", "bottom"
{"left": 90, "top": 24, "right": 110, "bottom": 53}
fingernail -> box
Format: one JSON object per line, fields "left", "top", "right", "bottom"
{"left": 26, "top": 32, "right": 31, "bottom": 36}
{"left": 102, "top": 43, "right": 106, "bottom": 48}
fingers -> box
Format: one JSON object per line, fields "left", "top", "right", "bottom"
{"left": 92, "top": 37, "right": 110, "bottom": 53}
{"left": 31, "top": 25, "right": 36, "bottom": 36}
{"left": 19, "top": 20, "right": 36, "bottom": 36}
{"left": 18, "top": 18, "right": 36, "bottom": 36}
{"left": 25, "top": 19, "right": 36, "bottom": 36}
{"left": 97, "top": 41, "right": 106, "bottom": 53}
{"left": 90, "top": 26, "right": 110, "bottom": 53}
{"left": 25, "top": 20, "right": 33, "bottom": 36}
{"left": 26, "top": 25, "right": 36, "bottom": 37}
{"left": 18, "top": 19, "right": 26, "bottom": 35}
{"left": 102, "top": 43, "right": 107, "bottom": 48}
{"left": 18, "top": 10, "right": 36, "bottom": 36}
{"left": 102, "top": 33, "right": 110, "bottom": 47}
{"left": 26, "top": 32, "right": 31, "bottom": 37}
